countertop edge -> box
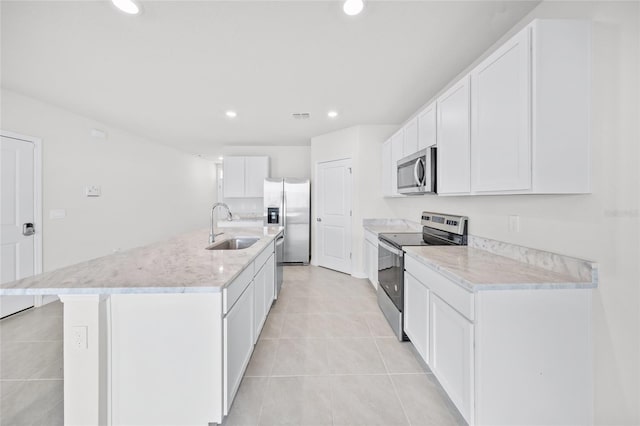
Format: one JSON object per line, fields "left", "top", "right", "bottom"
{"left": 404, "top": 249, "right": 596, "bottom": 292}
{"left": 0, "top": 227, "right": 283, "bottom": 296}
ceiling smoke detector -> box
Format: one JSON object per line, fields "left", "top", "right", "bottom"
{"left": 292, "top": 113, "right": 311, "bottom": 120}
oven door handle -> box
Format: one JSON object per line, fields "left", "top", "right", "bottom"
{"left": 378, "top": 240, "right": 404, "bottom": 257}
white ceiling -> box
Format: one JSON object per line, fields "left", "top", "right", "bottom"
{"left": 1, "top": 1, "right": 539, "bottom": 155}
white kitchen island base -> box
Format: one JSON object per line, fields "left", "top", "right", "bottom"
{"left": 61, "top": 293, "right": 225, "bottom": 426}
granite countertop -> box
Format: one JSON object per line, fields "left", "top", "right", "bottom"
{"left": 0, "top": 227, "right": 283, "bottom": 296}
{"left": 363, "top": 219, "right": 421, "bottom": 235}
{"left": 404, "top": 246, "right": 597, "bottom": 291}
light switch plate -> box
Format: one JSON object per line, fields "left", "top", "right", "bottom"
{"left": 86, "top": 185, "right": 101, "bottom": 197}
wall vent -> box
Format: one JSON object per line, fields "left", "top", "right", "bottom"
{"left": 292, "top": 113, "right": 311, "bottom": 120}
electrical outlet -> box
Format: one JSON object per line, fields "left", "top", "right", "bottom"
{"left": 508, "top": 215, "right": 521, "bottom": 233}
{"left": 72, "top": 326, "right": 88, "bottom": 349}
{"left": 86, "top": 185, "right": 101, "bottom": 197}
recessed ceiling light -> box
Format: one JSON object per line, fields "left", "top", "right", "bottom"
{"left": 111, "top": 0, "right": 141, "bottom": 15}
{"left": 225, "top": 111, "right": 237, "bottom": 118}
{"left": 343, "top": 0, "right": 364, "bottom": 16}
{"left": 328, "top": 111, "right": 339, "bottom": 118}
{"left": 218, "top": 156, "right": 224, "bottom": 161}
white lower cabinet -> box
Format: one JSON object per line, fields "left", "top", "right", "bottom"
{"left": 403, "top": 272, "right": 429, "bottom": 363}
{"left": 404, "top": 254, "right": 593, "bottom": 426}
{"left": 224, "top": 281, "right": 254, "bottom": 415}
{"left": 430, "top": 294, "right": 474, "bottom": 424}
{"left": 363, "top": 230, "right": 379, "bottom": 289}
{"left": 224, "top": 243, "right": 276, "bottom": 415}
{"left": 254, "top": 253, "right": 276, "bottom": 341}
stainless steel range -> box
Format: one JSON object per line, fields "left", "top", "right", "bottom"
{"left": 377, "top": 211, "right": 468, "bottom": 340}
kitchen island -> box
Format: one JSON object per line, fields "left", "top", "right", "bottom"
{"left": 0, "top": 226, "right": 283, "bottom": 426}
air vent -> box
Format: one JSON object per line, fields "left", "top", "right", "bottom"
{"left": 292, "top": 113, "right": 311, "bottom": 120}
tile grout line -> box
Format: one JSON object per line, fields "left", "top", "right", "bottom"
{"left": 373, "top": 336, "right": 413, "bottom": 426}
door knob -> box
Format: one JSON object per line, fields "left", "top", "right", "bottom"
{"left": 22, "top": 223, "right": 35, "bottom": 236}
{"left": 316, "top": 218, "right": 322, "bottom": 222}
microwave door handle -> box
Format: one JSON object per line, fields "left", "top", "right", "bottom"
{"left": 414, "top": 158, "right": 425, "bottom": 186}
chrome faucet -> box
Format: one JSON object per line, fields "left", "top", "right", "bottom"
{"left": 210, "top": 202, "right": 233, "bottom": 244}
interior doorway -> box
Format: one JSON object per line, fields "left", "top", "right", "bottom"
{"left": 314, "top": 158, "right": 352, "bottom": 274}
{"left": 1, "top": 131, "right": 43, "bottom": 317}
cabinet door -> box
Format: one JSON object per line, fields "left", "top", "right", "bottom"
{"left": 223, "top": 157, "right": 246, "bottom": 198}
{"left": 417, "top": 103, "right": 436, "bottom": 150}
{"left": 430, "top": 294, "right": 474, "bottom": 424}
{"left": 224, "top": 282, "right": 254, "bottom": 414}
{"left": 263, "top": 254, "right": 275, "bottom": 315}
{"left": 253, "top": 264, "right": 266, "bottom": 341}
{"left": 390, "top": 130, "right": 404, "bottom": 196}
{"left": 404, "top": 273, "right": 429, "bottom": 364}
{"left": 364, "top": 240, "right": 378, "bottom": 288}
{"left": 381, "top": 140, "right": 393, "bottom": 197}
{"left": 245, "top": 157, "right": 269, "bottom": 197}
{"left": 471, "top": 28, "right": 531, "bottom": 192}
{"left": 403, "top": 118, "right": 418, "bottom": 156}
{"left": 369, "top": 241, "right": 378, "bottom": 288}
{"left": 437, "top": 76, "right": 471, "bottom": 195}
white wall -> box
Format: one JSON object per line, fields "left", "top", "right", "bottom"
{"left": 310, "top": 125, "right": 396, "bottom": 277}
{"left": 221, "top": 145, "right": 311, "bottom": 179}
{"left": 349, "top": 2, "right": 639, "bottom": 423}
{"left": 1, "top": 89, "right": 216, "bottom": 271}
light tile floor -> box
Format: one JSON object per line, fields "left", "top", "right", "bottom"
{"left": 0, "top": 301, "right": 64, "bottom": 426}
{"left": 0, "top": 266, "right": 464, "bottom": 426}
{"left": 224, "top": 266, "right": 465, "bottom": 426}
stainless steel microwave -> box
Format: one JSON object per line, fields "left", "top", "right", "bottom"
{"left": 397, "top": 147, "right": 436, "bottom": 195}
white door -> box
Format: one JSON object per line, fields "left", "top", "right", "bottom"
{"left": 471, "top": 27, "right": 531, "bottom": 192}
{"left": 437, "top": 75, "right": 471, "bottom": 195}
{"left": 1, "top": 135, "right": 37, "bottom": 317}
{"left": 316, "top": 158, "right": 352, "bottom": 274}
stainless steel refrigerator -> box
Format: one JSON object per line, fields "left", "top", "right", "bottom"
{"left": 263, "top": 178, "right": 310, "bottom": 264}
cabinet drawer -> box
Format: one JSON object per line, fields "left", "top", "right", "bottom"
{"left": 405, "top": 255, "right": 474, "bottom": 321}
{"left": 223, "top": 262, "right": 254, "bottom": 314}
{"left": 254, "top": 241, "right": 274, "bottom": 270}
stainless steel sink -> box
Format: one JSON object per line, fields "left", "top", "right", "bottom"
{"left": 205, "top": 236, "right": 260, "bottom": 251}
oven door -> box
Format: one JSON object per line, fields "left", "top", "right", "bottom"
{"left": 377, "top": 239, "right": 404, "bottom": 312}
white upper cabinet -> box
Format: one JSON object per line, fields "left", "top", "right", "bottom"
{"left": 530, "top": 19, "right": 591, "bottom": 194}
{"left": 244, "top": 157, "right": 270, "bottom": 197}
{"left": 390, "top": 130, "right": 404, "bottom": 196}
{"left": 383, "top": 19, "right": 590, "bottom": 198}
{"left": 471, "top": 27, "right": 531, "bottom": 193}
{"left": 381, "top": 140, "right": 394, "bottom": 197}
{"left": 437, "top": 76, "right": 471, "bottom": 195}
{"left": 403, "top": 117, "right": 418, "bottom": 156}
{"left": 223, "top": 156, "right": 270, "bottom": 198}
{"left": 417, "top": 103, "right": 436, "bottom": 150}
{"left": 223, "top": 157, "right": 246, "bottom": 198}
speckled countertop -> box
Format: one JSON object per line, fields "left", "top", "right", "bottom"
{"left": 404, "top": 246, "right": 597, "bottom": 291}
{"left": 0, "top": 227, "right": 283, "bottom": 296}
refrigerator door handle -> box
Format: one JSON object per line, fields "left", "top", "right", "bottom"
{"left": 282, "top": 188, "right": 287, "bottom": 232}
